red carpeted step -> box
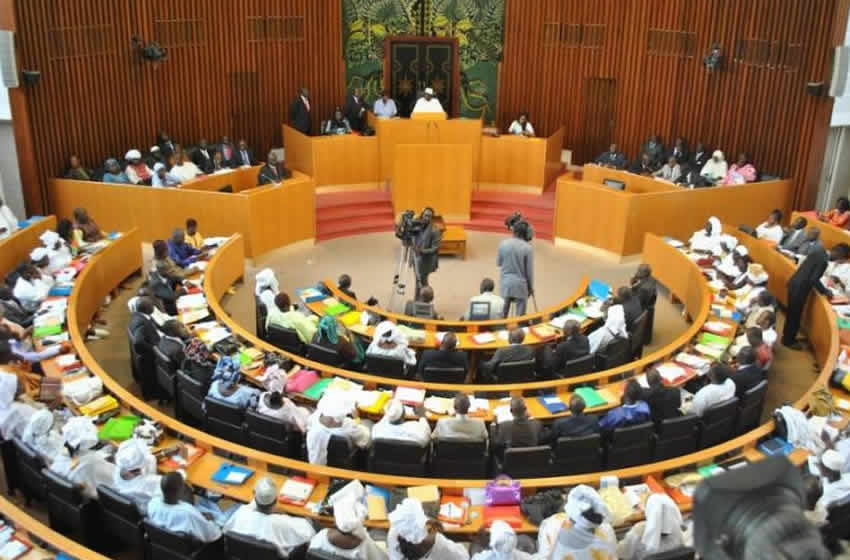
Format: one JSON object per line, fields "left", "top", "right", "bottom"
{"left": 318, "top": 204, "right": 395, "bottom": 221}
{"left": 316, "top": 190, "right": 391, "bottom": 209}
{"left": 316, "top": 215, "right": 395, "bottom": 241}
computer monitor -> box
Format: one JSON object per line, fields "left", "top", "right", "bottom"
{"left": 602, "top": 178, "right": 625, "bottom": 190}
{"left": 469, "top": 301, "right": 491, "bottom": 320}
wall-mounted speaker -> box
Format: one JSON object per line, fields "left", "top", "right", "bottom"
{"left": 829, "top": 46, "right": 850, "bottom": 97}
{"left": 21, "top": 70, "right": 40, "bottom": 85}
{"left": 807, "top": 82, "right": 825, "bottom": 96}
{"left": 0, "top": 31, "right": 18, "bottom": 88}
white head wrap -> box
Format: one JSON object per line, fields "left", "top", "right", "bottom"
{"left": 707, "top": 216, "right": 722, "bottom": 238}
{"left": 254, "top": 268, "right": 279, "bottom": 296}
{"left": 735, "top": 246, "right": 749, "bottom": 257}
{"left": 317, "top": 392, "right": 354, "bottom": 421}
{"left": 40, "top": 231, "right": 59, "bottom": 247}
{"left": 61, "top": 416, "right": 99, "bottom": 451}
{"left": 334, "top": 494, "right": 367, "bottom": 533}
{"left": 747, "top": 263, "right": 768, "bottom": 285}
{"left": 125, "top": 149, "right": 141, "bottom": 160}
{"left": 823, "top": 449, "right": 845, "bottom": 473}
{"left": 0, "top": 372, "right": 17, "bottom": 409}
{"left": 642, "top": 493, "right": 683, "bottom": 551}
{"left": 565, "top": 485, "right": 610, "bottom": 530}
{"left": 424, "top": 87, "right": 434, "bottom": 95}
{"left": 150, "top": 146, "right": 160, "bottom": 153}
{"left": 389, "top": 498, "right": 428, "bottom": 544}
{"left": 153, "top": 162, "right": 165, "bottom": 172}
{"left": 30, "top": 247, "right": 48, "bottom": 262}
{"left": 254, "top": 476, "right": 278, "bottom": 507}
{"left": 258, "top": 364, "right": 285, "bottom": 394}
{"left": 115, "top": 438, "right": 150, "bottom": 473}
{"left": 383, "top": 399, "right": 404, "bottom": 422}
{"left": 489, "top": 520, "right": 517, "bottom": 559}
{"left": 712, "top": 150, "right": 725, "bottom": 162}
{"left": 375, "top": 321, "right": 407, "bottom": 347}
{"left": 604, "top": 304, "right": 628, "bottom": 339}
{"left": 21, "top": 409, "right": 53, "bottom": 444}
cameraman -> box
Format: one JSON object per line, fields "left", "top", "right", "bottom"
{"left": 498, "top": 219, "right": 534, "bottom": 317}
{"left": 411, "top": 207, "right": 442, "bottom": 297}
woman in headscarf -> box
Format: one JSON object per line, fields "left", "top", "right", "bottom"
{"left": 206, "top": 356, "right": 260, "bottom": 410}
{"left": 366, "top": 321, "right": 416, "bottom": 366}
{"left": 12, "top": 264, "right": 51, "bottom": 312}
{"left": 20, "top": 408, "right": 62, "bottom": 462}
{"left": 0, "top": 371, "right": 35, "bottom": 441}
{"left": 308, "top": 494, "right": 388, "bottom": 559}
{"left": 470, "top": 520, "right": 532, "bottom": 560}
{"left": 124, "top": 149, "right": 153, "bottom": 185}
{"left": 181, "top": 336, "right": 216, "bottom": 387}
{"left": 110, "top": 437, "right": 162, "bottom": 512}
{"left": 700, "top": 150, "right": 727, "bottom": 185}
{"left": 256, "top": 365, "right": 310, "bottom": 432}
{"left": 255, "top": 269, "right": 280, "bottom": 310}
{"left": 39, "top": 230, "right": 72, "bottom": 274}
{"left": 387, "top": 498, "right": 469, "bottom": 560}
{"left": 56, "top": 218, "right": 80, "bottom": 256}
{"left": 72, "top": 207, "right": 104, "bottom": 243}
{"left": 371, "top": 399, "right": 431, "bottom": 447}
{"left": 618, "top": 493, "right": 686, "bottom": 559}
{"left": 536, "top": 485, "right": 617, "bottom": 560}
{"left": 312, "top": 315, "right": 364, "bottom": 367}
{"left": 588, "top": 304, "right": 628, "bottom": 354}
{"left": 50, "top": 416, "right": 116, "bottom": 499}
{"left": 688, "top": 216, "right": 724, "bottom": 254}
{"left": 305, "top": 392, "right": 371, "bottom": 465}
{"left": 102, "top": 158, "right": 130, "bottom": 184}
{"left": 723, "top": 152, "right": 757, "bottom": 185}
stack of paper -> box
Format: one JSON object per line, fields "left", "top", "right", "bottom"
{"left": 279, "top": 476, "right": 317, "bottom": 506}
{"left": 55, "top": 353, "right": 81, "bottom": 371}
{"left": 703, "top": 320, "right": 733, "bottom": 336}
{"left": 395, "top": 386, "right": 426, "bottom": 406}
{"left": 300, "top": 288, "right": 325, "bottom": 302}
{"left": 398, "top": 325, "right": 426, "bottom": 344}
{"left": 79, "top": 394, "right": 119, "bottom": 416}
{"left": 694, "top": 344, "right": 726, "bottom": 360}
{"left": 494, "top": 405, "right": 513, "bottom": 423}
{"left": 176, "top": 293, "right": 207, "bottom": 312}
{"left": 424, "top": 396, "right": 455, "bottom": 415}
{"left": 473, "top": 332, "right": 496, "bottom": 344}
{"left": 326, "top": 377, "right": 364, "bottom": 394}
{"left": 468, "top": 397, "right": 490, "bottom": 416}
{"left": 200, "top": 327, "right": 231, "bottom": 347}
{"left": 356, "top": 391, "right": 391, "bottom": 414}
{"left": 675, "top": 352, "right": 712, "bottom": 370}
{"left": 179, "top": 308, "right": 210, "bottom": 325}
{"left": 656, "top": 363, "right": 687, "bottom": 384}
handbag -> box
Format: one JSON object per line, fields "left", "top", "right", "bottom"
{"left": 286, "top": 369, "right": 319, "bottom": 393}
{"left": 485, "top": 475, "right": 521, "bottom": 506}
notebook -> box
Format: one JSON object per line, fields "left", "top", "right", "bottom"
{"left": 424, "top": 396, "right": 455, "bottom": 416}
{"left": 366, "top": 484, "right": 391, "bottom": 521}
{"left": 301, "top": 377, "right": 334, "bottom": 400}
{"left": 278, "top": 476, "right": 317, "bottom": 506}
{"left": 536, "top": 394, "right": 568, "bottom": 414}
{"left": 161, "top": 444, "right": 205, "bottom": 469}
{"left": 588, "top": 279, "right": 611, "bottom": 300}
{"left": 211, "top": 463, "right": 254, "bottom": 485}
{"left": 97, "top": 416, "right": 142, "bottom": 441}
{"left": 438, "top": 496, "right": 470, "bottom": 525}
{"left": 483, "top": 505, "right": 523, "bottom": 528}
{"left": 698, "top": 332, "right": 731, "bottom": 348}
{"left": 472, "top": 332, "right": 496, "bottom": 345}
{"left": 530, "top": 324, "right": 558, "bottom": 342}
{"left": 300, "top": 288, "right": 325, "bottom": 303}
{"left": 357, "top": 391, "right": 392, "bottom": 414}
{"left": 574, "top": 387, "right": 607, "bottom": 408}
{"left": 325, "top": 303, "right": 350, "bottom": 316}
{"left": 395, "top": 386, "right": 426, "bottom": 406}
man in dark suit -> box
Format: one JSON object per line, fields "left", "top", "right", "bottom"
{"left": 689, "top": 142, "right": 709, "bottom": 171}
{"left": 157, "top": 319, "right": 190, "bottom": 365}
{"left": 543, "top": 320, "right": 589, "bottom": 377}
{"left": 129, "top": 297, "right": 161, "bottom": 348}
{"left": 629, "top": 153, "right": 656, "bottom": 175}
{"left": 289, "top": 87, "right": 312, "bottom": 135}
{"left": 642, "top": 368, "right": 681, "bottom": 422}
{"left": 412, "top": 207, "right": 442, "bottom": 298}
{"left": 217, "top": 136, "right": 236, "bottom": 166}
{"left": 731, "top": 346, "right": 765, "bottom": 398}
{"left": 157, "top": 131, "right": 177, "bottom": 157}
{"left": 192, "top": 138, "right": 215, "bottom": 174}
{"left": 490, "top": 398, "right": 543, "bottom": 460}
{"left": 344, "top": 88, "right": 368, "bottom": 132}
{"left": 665, "top": 137, "right": 689, "bottom": 163}
{"left": 258, "top": 152, "right": 288, "bottom": 185}
{"left": 543, "top": 395, "right": 599, "bottom": 444}
{"left": 233, "top": 139, "right": 256, "bottom": 167}
{"left": 418, "top": 332, "right": 468, "bottom": 379}
{"left": 630, "top": 264, "right": 657, "bottom": 309}
{"left": 617, "top": 286, "right": 643, "bottom": 330}
{"left": 676, "top": 164, "right": 708, "bottom": 188}
{"left": 594, "top": 143, "right": 626, "bottom": 169}
{"left": 480, "top": 328, "right": 535, "bottom": 382}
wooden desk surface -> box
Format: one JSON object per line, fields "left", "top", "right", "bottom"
{"left": 178, "top": 165, "right": 263, "bottom": 192}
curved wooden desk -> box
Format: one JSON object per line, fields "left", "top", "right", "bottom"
{"left": 0, "top": 216, "right": 57, "bottom": 278}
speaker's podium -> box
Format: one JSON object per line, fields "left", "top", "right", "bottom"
{"left": 392, "top": 143, "right": 472, "bottom": 221}
{"left": 409, "top": 111, "right": 447, "bottom": 121}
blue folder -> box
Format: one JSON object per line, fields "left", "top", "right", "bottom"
{"left": 536, "top": 394, "right": 568, "bottom": 414}
{"left": 588, "top": 279, "right": 611, "bottom": 300}
{"left": 211, "top": 463, "right": 255, "bottom": 485}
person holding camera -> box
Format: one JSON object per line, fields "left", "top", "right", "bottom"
{"left": 411, "top": 207, "right": 442, "bottom": 298}
{"left": 498, "top": 219, "right": 534, "bottom": 317}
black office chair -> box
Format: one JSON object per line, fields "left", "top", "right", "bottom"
{"left": 493, "top": 359, "right": 536, "bottom": 384}
{"left": 555, "top": 354, "right": 595, "bottom": 378}
{"left": 255, "top": 296, "right": 268, "bottom": 340}
{"left": 699, "top": 397, "right": 740, "bottom": 449}
{"left": 468, "top": 301, "right": 491, "bottom": 321}
{"left": 204, "top": 396, "right": 246, "bottom": 442}
{"left": 245, "top": 409, "right": 292, "bottom": 456}
{"left": 266, "top": 324, "right": 304, "bottom": 355}
{"left": 736, "top": 380, "right": 768, "bottom": 435}
{"left": 499, "top": 446, "right": 552, "bottom": 478}
{"left": 43, "top": 468, "right": 98, "bottom": 547}
{"left": 305, "top": 343, "right": 343, "bottom": 367}
{"left": 127, "top": 325, "right": 140, "bottom": 382}
{"left": 13, "top": 438, "right": 45, "bottom": 504}
{"left": 96, "top": 485, "right": 145, "bottom": 556}
{"left": 365, "top": 354, "right": 408, "bottom": 380}
{"left": 643, "top": 547, "right": 695, "bottom": 560}
{"left": 143, "top": 520, "right": 222, "bottom": 560}
{"left": 129, "top": 329, "right": 159, "bottom": 401}
{"left": 408, "top": 301, "right": 435, "bottom": 319}
{"left": 223, "top": 531, "right": 280, "bottom": 560}
{"left": 652, "top": 415, "right": 699, "bottom": 461}
{"left": 369, "top": 439, "right": 429, "bottom": 476}
{"left": 606, "top": 422, "right": 655, "bottom": 468}
{"left": 153, "top": 345, "right": 177, "bottom": 400}
{"left": 175, "top": 370, "right": 207, "bottom": 428}
{"left": 595, "top": 337, "right": 631, "bottom": 370}
{"left": 821, "top": 500, "right": 850, "bottom": 553}
{"left": 430, "top": 438, "right": 489, "bottom": 478}
{"left": 422, "top": 366, "right": 466, "bottom": 384}
{"left": 326, "top": 435, "right": 361, "bottom": 469}
{"left": 1, "top": 438, "right": 18, "bottom": 495}
{"left": 552, "top": 434, "right": 604, "bottom": 475}
{"left": 629, "top": 310, "right": 649, "bottom": 359}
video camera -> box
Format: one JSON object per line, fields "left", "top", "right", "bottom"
{"left": 395, "top": 210, "right": 428, "bottom": 244}
{"left": 505, "top": 211, "right": 533, "bottom": 241}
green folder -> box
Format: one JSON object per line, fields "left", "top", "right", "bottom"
{"left": 325, "top": 303, "right": 350, "bottom": 316}
{"left": 698, "top": 332, "right": 731, "bottom": 347}
{"left": 697, "top": 464, "right": 725, "bottom": 477}
{"left": 97, "top": 416, "right": 141, "bottom": 441}
{"left": 33, "top": 324, "right": 63, "bottom": 338}
{"left": 574, "top": 387, "right": 607, "bottom": 408}
{"left": 301, "top": 377, "right": 334, "bottom": 400}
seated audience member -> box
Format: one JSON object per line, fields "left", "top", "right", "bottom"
{"left": 743, "top": 290, "right": 775, "bottom": 328}
{"left": 815, "top": 449, "right": 850, "bottom": 516}
{"left": 64, "top": 154, "right": 92, "bottom": 180}
{"left": 824, "top": 242, "right": 850, "bottom": 296}
{"left": 629, "top": 153, "right": 655, "bottom": 175}
{"left": 257, "top": 374, "right": 310, "bottom": 432}
{"left": 167, "top": 228, "right": 201, "bottom": 268}
{"left": 366, "top": 320, "right": 416, "bottom": 366}
{"left": 0, "top": 329, "right": 68, "bottom": 367}
{"left": 28, "top": 247, "right": 55, "bottom": 280}
{"left": 181, "top": 337, "right": 216, "bottom": 386}
{"left": 755, "top": 209, "right": 784, "bottom": 243}
{"left": 152, "top": 162, "right": 181, "bottom": 187}
{"left": 372, "top": 398, "right": 431, "bottom": 447}
{"left": 594, "top": 143, "right": 626, "bottom": 169}
{"left": 490, "top": 397, "right": 543, "bottom": 456}
{"left": 169, "top": 152, "right": 202, "bottom": 182}
{"left": 258, "top": 152, "right": 285, "bottom": 185}
{"left": 306, "top": 392, "right": 371, "bottom": 465}
{"left": 666, "top": 136, "right": 689, "bottom": 163}
{"left": 471, "top": 521, "right": 532, "bottom": 560}
{"left": 49, "top": 416, "right": 116, "bottom": 499}
{"left": 690, "top": 141, "right": 709, "bottom": 170}
{"left": 110, "top": 438, "right": 162, "bottom": 512}
{"left": 254, "top": 268, "right": 279, "bottom": 309}
{"left": 309, "top": 494, "right": 387, "bottom": 559}
{"left": 157, "top": 319, "right": 190, "bottom": 365}
{"left": 778, "top": 215, "right": 809, "bottom": 252}
{"left": 233, "top": 139, "right": 256, "bottom": 167}
{"left": 0, "top": 307, "right": 25, "bottom": 339}
{"left": 124, "top": 149, "right": 153, "bottom": 185}
{"left": 324, "top": 106, "right": 352, "bottom": 135}
{"left": 128, "top": 297, "right": 161, "bottom": 348}
{"left": 689, "top": 216, "right": 724, "bottom": 255}
{"left": 723, "top": 152, "right": 757, "bottom": 185}
{"left": 73, "top": 207, "right": 104, "bottom": 243}
{"left": 744, "top": 326, "right": 772, "bottom": 370}
{"left": 819, "top": 196, "right": 850, "bottom": 228}
{"left": 543, "top": 395, "right": 599, "bottom": 444}
{"left": 467, "top": 277, "right": 505, "bottom": 319}
{"left": 388, "top": 498, "right": 469, "bottom": 560}
{"left": 266, "top": 292, "right": 319, "bottom": 344}
{"left": 676, "top": 163, "right": 706, "bottom": 188}
{"left": 700, "top": 150, "right": 728, "bottom": 185}
{"left": 432, "top": 393, "right": 488, "bottom": 442}
{"left": 508, "top": 112, "right": 535, "bottom": 136}
{"left": 731, "top": 346, "right": 765, "bottom": 398}
{"left": 40, "top": 230, "right": 72, "bottom": 273}
{"left": 543, "top": 320, "right": 590, "bottom": 377}
{"left": 218, "top": 136, "right": 236, "bottom": 165}
{"left": 642, "top": 134, "right": 665, "bottom": 165}
{"left": 617, "top": 285, "right": 643, "bottom": 329}
{"left": 223, "top": 477, "right": 316, "bottom": 557}
{"left": 183, "top": 218, "right": 205, "bottom": 250}
{"left": 653, "top": 155, "right": 681, "bottom": 182}
{"left": 618, "top": 493, "right": 685, "bottom": 560}
{"left": 0, "top": 197, "right": 18, "bottom": 239}
{"left": 337, "top": 273, "right": 356, "bottom": 299}
{"left": 405, "top": 285, "right": 439, "bottom": 319}
{"left": 12, "top": 264, "right": 51, "bottom": 312}
{"left": 56, "top": 218, "right": 80, "bottom": 257}
{"left": 147, "top": 472, "right": 222, "bottom": 543}
{"left": 536, "top": 485, "right": 617, "bottom": 560}
{"left": 630, "top": 264, "right": 658, "bottom": 308}
{"left": 599, "top": 380, "right": 651, "bottom": 431}
{"left": 191, "top": 138, "right": 215, "bottom": 173}
{"left": 146, "top": 146, "right": 166, "bottom": 168}
{"left": 21, "top": 409, "right": 62, "bottom": 463}
{"left": 210, "top": 150, "right": 229, "bottom": 172}
{"left": 312, "top": 315, "right": 363, "bottom": 367}
{"left": 100, "top": 157, "right": 130, "bottom": 184}
{"left": 372, "top": 90, "right": 398, "bottom": 118}
{"left": 0, "top": 371, "right": 36, "bottom": 441}
{"left": 0, "top": 288, "right": 30, "bottom": 328}
{"left": 689, "top": 363, "right": 736, "bottom": 417}
{"left": 418, "top": 332, "right": 468, "bottom": 378}
{"left": 796, "top": 227, "right": 824, "bottom": 258}
{"left": 642, "top": 368, "right": 681, "bottom": 422}
{"left": 480, "top": 328, "right": 535, "bottom": 381}
{"left": 206, "top": 356, "right": 261, "bottom": 409}
{"left": 156, "top": 131, "right": 177, "bottom": 156}
{"left": 588, "top": 304, "right": 628, "bottom": 354}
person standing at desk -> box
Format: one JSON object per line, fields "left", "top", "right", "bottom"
{"left": 508, "top": 113, "right": 535, "bottom": 136}
{"left": 782, "top": 245, "right": 832, "bottom": 350}
{"left": 595, "top": 144, "right": 626, "bottom": 169}
{"left": 344, "top": 88, "right": 367, "bottom": 132}
{"left": 498, "top": 220, "right": 534, "bottom": 317}
{"left": 373, "top": 90, "right": 398, "bottom": 118}
{"left": 290, "top": 86, "right": 312, "bottom": 135}
{"left": 412, "top": 87, "right": 444, "bottom": 114}
{"left": 412, "top": 207, "right": 441, "bottom": 297}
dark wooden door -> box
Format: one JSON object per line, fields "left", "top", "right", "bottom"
{"left": 580, "top": 78, "right": 617, "bottom": 164}
{"left": 389, "top": 38, "right": 456, "bottom": 117}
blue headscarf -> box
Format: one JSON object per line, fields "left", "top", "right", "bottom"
{"left": 212, "top": 355, "right": 242, "bottom": 389}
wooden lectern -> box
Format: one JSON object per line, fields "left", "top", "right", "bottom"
{"left": 392, "top": 144, "right": 472, "bottom": 221}
{"left": 409, "top": 112, "right": 447, "bottom": 121}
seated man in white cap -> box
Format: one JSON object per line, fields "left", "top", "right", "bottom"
{"left": 536, "top": 485, "right": 617, "bottom": 560}
{"left": 0, "top": 371, "right": 36, "bottom": 441}
{"left": 366, "top": 321, "right": 416, "bottom": 366}
{"left": 49, "top": 416, "right": 116, "bottom": 499}
{"left": 470, "top": 520, "right": 532, "bottom": 559}
{"left": 618, "top": 493, "right": 687, "bottom": 559}
{"left": 20, "top": 408, "right": 62, "bottom": 462}
{"left": 815, "top": 449, "right": 850, "bottom": 517}
{"left": 371, "top": 398, "right": 431, "bottom": 447}
{"left": 388, "top": 498, "right": 469, "bottom": 560}
{"left": 124, "top": 149, "right": 153, "bottom": 185}
{"left": 308, "top": 494, "right": 387, "bottom": 559}
{"left": 224, "top": 477, "right": 316, "bottom": 557}
{"left": 147, "top": 472, "right": 222, "bottom": 543}
{"left": 152, "top": 162, "right": 182, "bottom": 187}
{"left": 306, "top": 392, "right": 371, "bottom": 465}
{"left": 110, "top": 438, "right": 162, "bottom": 512}
{"left": 412, "top": 88, "right": 445, "bottom": 114}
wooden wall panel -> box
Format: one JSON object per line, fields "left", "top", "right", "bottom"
{"left": 498, "top": 0, "right": 848, "bottom": 209}
{"left": 12, "top": 0, "right": 344, "bottom": 213}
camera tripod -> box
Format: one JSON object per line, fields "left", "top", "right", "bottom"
{"left": 388, "top": 241, "right": 420, "bottom": 311}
